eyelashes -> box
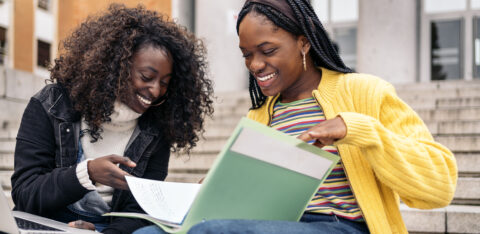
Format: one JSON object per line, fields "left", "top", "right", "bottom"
{"left": 242, "top": 48, "right": 278, "bottom": 58}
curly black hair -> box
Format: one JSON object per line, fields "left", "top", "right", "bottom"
{"left": 49, "top": 4, "right": 214, "bottom": 153}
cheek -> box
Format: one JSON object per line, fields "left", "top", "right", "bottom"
{"left": 130, "top": 78, "right": 144, "bottom": 91}
{"left": 244, "top": 58, "right": 251, "bottom": 70}
{"left": 122, "top": 80, "right": 139, "bottom": 101}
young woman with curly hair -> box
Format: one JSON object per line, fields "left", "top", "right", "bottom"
{"left": 11, "top": 4, "right": 213, "bottom": 233}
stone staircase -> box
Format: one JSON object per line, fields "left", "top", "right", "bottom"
{"left": 1, "top": 80, "right": 479, "bottom": 233}
{"left": 167, "top": 80, "right": 480, "bottom": 233}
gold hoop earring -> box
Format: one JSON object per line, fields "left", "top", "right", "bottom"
{"left": 302, "top": 51, "right": 307, "bottom": 71}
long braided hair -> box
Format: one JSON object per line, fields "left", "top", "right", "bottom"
{"left": 236, "top": 0, "right": 353, "bottom": 109}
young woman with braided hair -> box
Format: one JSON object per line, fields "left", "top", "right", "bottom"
{"left": 135, "top": 0, "right": 457, "bottom": 233}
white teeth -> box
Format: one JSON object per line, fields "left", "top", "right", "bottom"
{"left": 137, "top": 94, "right": 152, "bottom": 105}
{"left": 257, "top": 72, "right": 277, "bottom": 82}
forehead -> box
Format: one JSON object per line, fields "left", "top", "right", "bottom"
{"left": 132, "top": 45, "right": 172, "bottom": 66}
{"left": 238, "top": 13, "right": 295, "bottom": 47}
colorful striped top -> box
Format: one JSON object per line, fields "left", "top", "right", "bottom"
{"left": 270, "top": 97, "right": 364, "bottom": 221}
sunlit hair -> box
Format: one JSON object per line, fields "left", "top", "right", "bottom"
{"left": 236, "top": 0, "right": 352, "bottom": 109}
{"left": 49, "top": 4, "right": 214, "bottom": 153}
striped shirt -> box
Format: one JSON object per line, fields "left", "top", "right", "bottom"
{"left": 270, "top": 97, "right": 364, "bottom": 221}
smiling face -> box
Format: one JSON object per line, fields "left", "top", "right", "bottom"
{"left": 123, "top": 45, "right": 173, "bottom": 114}
{"left": 239, "top": 13, "right": 315, "bottom": 101}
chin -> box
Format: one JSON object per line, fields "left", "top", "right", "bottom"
{"left": 260, "top": 88, "right": 279, "bottom": 97}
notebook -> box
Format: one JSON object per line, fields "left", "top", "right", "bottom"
{"left": 0, "top": 190, "right": 96, "bottom": 233}
{"left": 106, "top": 117, "right": 340, "bottom": 233}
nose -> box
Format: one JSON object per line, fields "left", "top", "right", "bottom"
{"left": 248, "top": 55, "right": 266, "bottom": 74}
{"left": 148, "top": 80, "right": 163, "bottom": 100}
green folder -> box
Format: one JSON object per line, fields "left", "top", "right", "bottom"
{"left": 106, "top": 117, "right": 340, "bottom": 233}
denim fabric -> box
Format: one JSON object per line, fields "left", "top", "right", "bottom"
{"left": 68, "top": 139, "right": 111, "bottom": 217}
{"left": 133, "top": 213, "right": 369, "bottom": 234}
{"left": 11, "top": 84, "right": 172, "bottom": 234}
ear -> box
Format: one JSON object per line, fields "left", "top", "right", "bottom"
{"left": 297, "top": 35, "right": 311, "bottom": 54}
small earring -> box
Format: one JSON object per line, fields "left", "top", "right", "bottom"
{"left": 302, "top": 51, "right": 307, "bottom": 71}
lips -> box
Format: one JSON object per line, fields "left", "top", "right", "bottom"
{"left": 137, "top": 94, "right": 152, "bottom": 105}
{"left": 256, "top": 72, "right": 277, "bottom": 82}
{"left": 255, "top": 72, "right": 278, "bottom": 88}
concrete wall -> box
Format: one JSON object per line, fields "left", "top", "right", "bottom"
{"left": 0, "top": 66, "right": 45, "bottom": 129}
{"left": 171, "top": 0, "right": 194, "bottom": 32}
{"left": 193, "top": 0, "right": 419, "bottom": 91}
{"left": 357, "top": 0, "right": 417, "bottom": 84}
{"left": 195, "top": 0, "right": 247, "bottom": 92}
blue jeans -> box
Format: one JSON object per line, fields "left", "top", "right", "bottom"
{"left": 133, "top": 213, "right": 369, "bottom": 234}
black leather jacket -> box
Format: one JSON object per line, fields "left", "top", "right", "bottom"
{"left": 11, "top": 84, "right": 171, "bottom": 233}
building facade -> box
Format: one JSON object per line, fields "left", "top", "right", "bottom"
{"left": 0, "top": 0, "right": 475, "bottom": 100}
{"left": 172, "top": 0, "right": 476, "bottom": 91}
{"left": 0, "top": 0, "right": 170, "bottom": 76}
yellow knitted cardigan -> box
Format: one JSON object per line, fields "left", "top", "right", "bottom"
{"left": 246, "top": 68, "right": 457, "bottom": 234}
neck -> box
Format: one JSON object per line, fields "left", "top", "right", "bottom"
{"left": 102, "top": 101, "right": 141, "bottom": 132}
{"left": 280, "top": 66, "right": 322, "bottom": 103}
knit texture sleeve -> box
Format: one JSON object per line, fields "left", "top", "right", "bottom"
{"left": 335, "top": 81, "right": 457, "bottom": 209}
{"left": 75, "top": 159, "right": 96, "bottom": 190}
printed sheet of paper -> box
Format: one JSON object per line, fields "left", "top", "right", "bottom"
{"left": 125, "top": 176, "right": 201, "bottom": 224}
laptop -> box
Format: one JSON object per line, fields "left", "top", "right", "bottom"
{"left": 0, "top": 190, "right": 96, "bottom": 234}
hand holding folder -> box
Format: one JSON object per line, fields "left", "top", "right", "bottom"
{"left": 105, "top": 118, "right": 340, "bottom": 233}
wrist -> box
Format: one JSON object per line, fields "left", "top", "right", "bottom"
{"left": 77, "top": 159, "right": 96, "bottom": 190}
{"left": 86, "top": 160, "right": 96, "bottom": 184}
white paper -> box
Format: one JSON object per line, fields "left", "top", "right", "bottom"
{"left": 230, "top": 128, "right": 332, "bottom": 180}
{"left": 125, "top": 176, "right": 201, "bottom": 224}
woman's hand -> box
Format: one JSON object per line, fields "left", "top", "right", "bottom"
{"left": 87, "top": 155, "right": 136, "bottom": 190}
{"left": 68, "top": 220, "right": 95, "bottom": 230}
{"left": 297, "top": 116, "right": 347, "bottom": 148}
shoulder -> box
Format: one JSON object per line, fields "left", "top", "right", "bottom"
{"left": 246, "top": 96, "right": 276, "bottom": 125}
{"left": 32, "top": 83, "right": 68, "bottom": 105}
{"left": 339, "top": 72, "right": 396, "bottom": 97}
{"left": 32, "top": 83, "right": 79, "bottom": 121}
{"left": 342, "top": 72, "right": 391, "bottom": 87}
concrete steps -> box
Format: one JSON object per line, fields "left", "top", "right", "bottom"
{"left": 166, "top": 80, "right": 480, "bottom": 233}
{"left": 400, "top": 204, "right": 480, "bottom": 234}
{"left": 0, "top": 79, "right": 479, "bottom": 233}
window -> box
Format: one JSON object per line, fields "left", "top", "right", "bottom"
{"left": 333, "top": 27, "right": 357, "bottom": 70}
{"left": 311, "top": 0, "right": 358, "bottom": 70}
{"left": 424, "top": 0, "right": 466, "bottom": 13}
{"left": 421, "top": 0, "right": 480, "bottom": 81}
{"left": 176, "top": 0, "right": 195, "bottom": 33}
{"left": 430, "top": 19, "right": 463, "bottom": 80}
{"left": 38, "top": 0, "right": 49, "bottom": 11}
{"left": 474, "top": 17, "right": 480, "bottom": 78}
{"left": 37, "top": 40, "right": 50, "bottom": 68}
{"left": 0, "top": 27, "right": 6, "bottom": 65}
